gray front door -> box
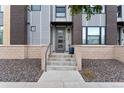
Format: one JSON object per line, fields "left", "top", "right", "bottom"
{"left": 55, "top": 28, "right": 65, "bottom": 52}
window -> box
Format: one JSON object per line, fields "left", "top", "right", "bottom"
{"left": 117, "top": 5, "right": 122, "bottom": 17}
{"left": 101, "top": 27, "right": 105, "bottom": 44}
{"left": 0, "top": 5, "right": 3, "bottom": 12}
{"left": 56, "top": 6, "right": 66, "bottom": 17}
{"left": 82, "top": 27, "right": 86, "bottom": 44}
{"left": 101, "top": 6, "right": 105, "bottom": 13}
{"left": 31, "top": 5, "right": 41, "bottom": 11}
{"left": 82, "top": 27, "right": 105, "bottom": 45}
{"left": 0, "top": 26, "right": 3, "bottom": 44}
{"left": 87, "top": 27, "right": 100, "bottom": 44}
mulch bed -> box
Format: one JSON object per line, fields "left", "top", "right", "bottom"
{"left": 0, "top": 59, "right": 42, "bottom": 82}
{"left": 80, "top": 59, "right": 124, "bottom": 82}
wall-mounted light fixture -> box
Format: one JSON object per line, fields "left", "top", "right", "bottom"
{"left": 31, "top": 26, "right": 36, "bottom": 32}
{"left": 67, "top": 28, "right": 70, "bottom": 33}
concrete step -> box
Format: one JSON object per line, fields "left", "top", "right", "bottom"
{"left": 49, "top": 54, "right": 74, "bottom": 58}
{"left": 52, "top": 53, "right": 71, "bottom": 55}
{"left": 48, "top": 58, "right": 75, "bottom": 61}
{"left": 47, "top": 65, "right": 77, "bottom": 71}
{"left": 47, "top": 61, "right": 76, "bottom": 66}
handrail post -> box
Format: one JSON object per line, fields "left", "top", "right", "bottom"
{"left": 44, "top": 43, "right": 52, "bottom": 72}
{"left": 50, "top": 43, "right": 51, "bottom": 55}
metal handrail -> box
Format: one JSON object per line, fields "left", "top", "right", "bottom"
{"left": 45, "top": 43, "right": 52, "bottom": 72}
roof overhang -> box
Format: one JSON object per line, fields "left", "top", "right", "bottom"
{"left": 117, "top": 22, "right": 124, "bottom": 27}
{"left": 51, "top": 22, "right": 72, "bottom": 26}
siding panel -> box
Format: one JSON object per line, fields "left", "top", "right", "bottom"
{"left": 10, "top": 5, "right": 27, "bottom": 45}
{"left": 106, "top": 5, "right": 118, "bottom": 45}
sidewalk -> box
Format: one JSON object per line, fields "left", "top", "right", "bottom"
{"left": 38, "top": 71, "right": 85, "bottom": 88}
{"left": 0, "top": 71, "right": 124, "bottom": 88}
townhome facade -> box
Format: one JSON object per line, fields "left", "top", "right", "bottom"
{"left": 117, "top": 5, "right": 124, "bottom": 45}
{"left": 0, "top": 5, "right": 123, "bottom": 53}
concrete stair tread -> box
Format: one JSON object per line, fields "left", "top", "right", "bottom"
{"left": 47, "top": 61, "right": 76, "bottom": 66}
{"left": 47, "top": 65, "right": 77, "bottom": 70}
{"left": 48, "top": 59, "right": 75, "bottom": 61}
{"left": 51, "top": 52, "right": 74, "bottom": 55}
{"left": 48, "top": 58, "right": 75, "bottom": 61}
{"left": 50, "top": 55, "right": 74, "bottom": 58}
{"left": 47, "top": 64, "right": 76, "bottom": 66}
{"left": 49, "top": 57, "right": 75, "bottom": 59}
{"left": 47, "top": 66, "right": 77, "bottom": 70}
{"left": 48, "top": 60, "right": 75, "bottom": 62}
{"left": 47, "top": 65, "right": 76, "bottom": 67}
{"left": 47, "top": 53, "right": 76, "bottom": 71}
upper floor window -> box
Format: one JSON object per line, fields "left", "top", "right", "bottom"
{"left": 117, "top": 5, "right": 122, "bottom": 17}
{"left": 31, "top": 5, "right": 41, "bottom": 11}
{"left": 56, "top": 6, "right": 66, "bottom": 17}
{"left": 101, "top": 6, "right": 105, "bottom": 13}
{"left": 0, "top": 5, "right": 3, "bottom": 12}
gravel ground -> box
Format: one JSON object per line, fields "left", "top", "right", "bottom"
{"left": 0, "top": 59, "right": 42, "bottom": 82}
{"left": 81, "top": 59, "right": 124, "bottom": 82}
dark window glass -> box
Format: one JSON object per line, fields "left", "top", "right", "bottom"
{"left": 118, "top": 5, "right": 122, "bottom": 17}
{"left": 101, "top": 27, "right": 105, "bottom": 44}
{"left": 82, "top": 27, "right": 86, "bottom": 44}
{"left": 56, "top": 6, "right": 66, "bottom": 17}
{"left": 82, "top": 27, "right": 105, "bottom": 45}
{"left": 31, "top": 5, "right": 41, "bottom": 11}
{"left": 58, "top": 40, "right": 63, "bottom": 43}
{"left": 0, "top": 6, "right": 3, "bottom": 12}
{"left": 87, "top": 27, "right": 100, "bottom": 45}
{"left": 0, "top": 26, "right": 3, "bottom": 44}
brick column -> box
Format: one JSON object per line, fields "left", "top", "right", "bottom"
{"left": 72, "top": 13, "right": 82, "bottom": 45}
{"left": 3, "top": 6, "right": 10, "bottom": 46}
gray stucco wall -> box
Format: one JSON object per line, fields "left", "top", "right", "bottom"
{"left": 82, "top": 14, "right": 106, "bottom": 26}
{"left": 27, "top": 5, "right": 50, "bottom": 45}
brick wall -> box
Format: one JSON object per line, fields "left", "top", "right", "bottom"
{"left": 114, "top": 46, "right": 124, "bottom": 63}
{"left": 0, "top": 45, "right": 47, "bottom": 70}
{"left": 0, "top": 45, "right": 47, "bottom": 59}
{"left": 0, "top": 45, "right": 124, "bottom": 71}
{"left": 0, "top": 46, "right": 25, "bottom": 59}
{"left": 74, "top": 45, "right": 115, "bottom": 70}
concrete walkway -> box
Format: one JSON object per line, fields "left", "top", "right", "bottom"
{"left": 0, "top": 71, "right": 124, "bottom": 88}
{"left": 38, "top": 71, "right": 85, "bottom": 87}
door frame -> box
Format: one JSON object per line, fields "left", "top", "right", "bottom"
{"left": 121, "top": 28, "right": 124, "bottom": 45}
{"left": 55, "top": 27, "right": 66, "bottom": 52}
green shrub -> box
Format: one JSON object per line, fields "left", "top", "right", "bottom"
{"left": 82, "top": 69, "right": 95, "bottom": 79}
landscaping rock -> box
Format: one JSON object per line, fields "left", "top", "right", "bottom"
{"left": 0, "top": 59, "right": 42, "bottom": 82}
{"left": 81, "top": 59, "right": 124, "bottom": 82}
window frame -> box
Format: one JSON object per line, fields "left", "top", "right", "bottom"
{"left": 55, "top": 5, "right": 66, "bottom": 18}
{"left": 87, "top": 27, "right": 100, "bottom": 45}
{"left": 117, "top": 5, "right": 122, "bottom": 18}
{"left": 31, "top": 5, "right": 41, "bottom": 11}
{"left": 0, "top": 25, "right": 3, "bottom": 44}
{"left": 82, "top": 26, "right": 106, "bottom": 45}
{"left": 0, "top": 5, "right": 4, "bottom": 13}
